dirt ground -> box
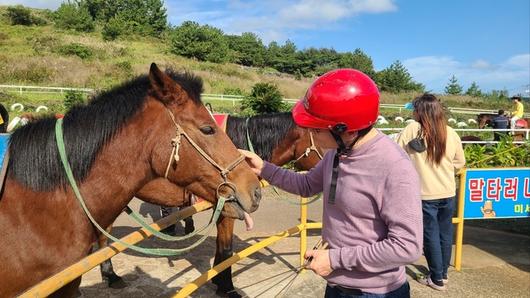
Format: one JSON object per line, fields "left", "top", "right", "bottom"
{"left": 77, "top": 188, "right": 530, "bottom": 298}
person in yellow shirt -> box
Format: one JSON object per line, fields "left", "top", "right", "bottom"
{"left": 510, "top": 96, "right": 524, "bottom": 134}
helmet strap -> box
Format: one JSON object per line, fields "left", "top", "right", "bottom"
{"left": 328, "top": 126, "right": 372, "bottom": 204}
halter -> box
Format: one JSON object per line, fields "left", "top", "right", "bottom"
{"left": 163, "top": 109, "right": 245, "bottom": 183}
{"left": 294, "top": 130, "right": 324, "bottom": 162}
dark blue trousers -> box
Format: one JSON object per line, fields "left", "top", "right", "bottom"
{"left": 422, "top": 197, "right": 455, "bottom": 281}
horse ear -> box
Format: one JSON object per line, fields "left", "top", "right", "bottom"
{"left": 148, "top": 63, "right": 187, "bottom": 105}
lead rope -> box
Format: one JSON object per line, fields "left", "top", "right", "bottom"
{"left": 56, "top": 118, "right": 227, "bottom": 256}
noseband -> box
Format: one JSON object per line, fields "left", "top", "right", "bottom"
{"left": 163, "top": 108, "right": 245, "bottom": 191}
{"left": 295, "top": 130, "right": 323, "bottom": 162}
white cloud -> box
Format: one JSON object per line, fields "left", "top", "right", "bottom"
{"left": 167, "top": 0, "right": 397, "bottom": 43}
{"left": 471, "top": 59, "right": 492, "bottom": 69}
{"left": 0, "top": 0, "right": 62, "bottom": 9}
{"left": 403, "top": 54, "right": 530, "bottom": 94}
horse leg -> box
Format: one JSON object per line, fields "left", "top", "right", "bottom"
{"left": 97, "top": 226, "right": 126, "bottom": 289}
{"left": 183, "top": 191, "right": 195, "bottom": 235}
{"left": 212, "top": 216, "right": 240, "bottom": 298}
{"left": 48, "top": 276, "right": 82, "bottom": 298}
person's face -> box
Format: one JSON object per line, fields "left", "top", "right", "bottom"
{"left": 309, "top": 128, "right": 357, "bottom": 149}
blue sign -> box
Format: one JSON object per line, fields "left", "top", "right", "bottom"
{"left": 0, "top": 134, "right": 8, "bottom": 170}
{"left": 463, "top": 168, "right": 530, "bottom": 219}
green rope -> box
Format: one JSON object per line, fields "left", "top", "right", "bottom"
{"left": 245, "top": 117, "right": 255, "bottom": 153}
{"left": 125, "top": 206, "right": 212, "bottom": 241}
{"left": 55, "top": 118, "right": 223, "bottom": 256}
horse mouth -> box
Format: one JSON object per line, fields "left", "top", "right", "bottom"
{"left": 223, "top": 201, "right": 246, "bottom": 220}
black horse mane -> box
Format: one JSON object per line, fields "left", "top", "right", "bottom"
{"left": 8, "top": 69, "right": 203, "bottom": 192}
{"left": 226, "top": 112, "right": 296, "bottom": 162}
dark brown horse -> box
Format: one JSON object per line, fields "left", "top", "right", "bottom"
{"left": 99, "top": 112, "right": 324, "bottom": 296}
{"left": 0, "top": 64, "right": 261, "bottom": 297}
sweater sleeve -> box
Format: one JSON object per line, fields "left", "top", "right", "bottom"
{"left": 452, "top": 131, "right": 466, "bottom": 170}
{"left": 260, "top": 158, "right": 325, "bottom": 197}
{"left": 328, "top": 159, "right": 423, "bottom": 273}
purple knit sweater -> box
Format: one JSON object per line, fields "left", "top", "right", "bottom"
{"left": 261, "top": 131, "right": 422, "bottom": 294}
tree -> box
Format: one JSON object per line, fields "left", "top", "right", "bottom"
{"left": 170, "top": 21, "right": 229, "bottom": 63}
{"left": 80, "top": 0, "right": 167, "bottom": 37}
{"left": 465, "top": 82, "right": 482, "bottom": 97}
{"left": 241, "top": 83, "right": 286, "bottom": 115}
{"left": 338, "top": 49, "right": 376, "bottom": 79}
{"left": 375, "top": 61, "right": 424, "bottom": 93}
{"left": 445, "top": 75, "right": 463, "bottom": 95}
{"left": 54, "top": 2, "right": 94, "bottom": 32}
{"left": 226, "top": 32, "right": 265, "bottom": 67}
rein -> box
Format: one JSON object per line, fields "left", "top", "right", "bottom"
{"left": 55, "top": 107, "right": 244, "bottom": 256}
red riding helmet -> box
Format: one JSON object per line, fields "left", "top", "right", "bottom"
{"left": 292, "top": 69, "right": 380, "bottom": 132}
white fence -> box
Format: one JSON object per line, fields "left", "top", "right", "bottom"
{"left": 379, "top": 128, "right": 530, "bottom": 144}
{"left": 1, "top": 84, "right": 529, "bottom": 117}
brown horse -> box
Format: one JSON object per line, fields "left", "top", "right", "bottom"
{"left": 99, "top": 112, "right": 324, "bottom": 296}
{"left": 477, "top": 113, "right": 529, "bottom": 141}
{"left": 0, "top": 64, "right": 261, "bottom": 298}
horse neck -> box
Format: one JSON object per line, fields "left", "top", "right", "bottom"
{"left": 65, "top": 108, "right": 159, "bottom": 229}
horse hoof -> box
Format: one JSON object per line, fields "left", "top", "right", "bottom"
{"left": 105, "top": 275, "right": 127, "bottom": 289}
{"left": 184, "top": 225, "right": 195, "bottom": 235}
{"left": 216, "top": 289, "right": 241, "bottom": 298}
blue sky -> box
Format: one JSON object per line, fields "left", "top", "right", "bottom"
{"left": 3, "top": 0, "right": 529, "bottom": 95}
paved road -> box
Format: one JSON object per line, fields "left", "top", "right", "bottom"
{"left": 79, "top": 188, "right": 530, "bottom": 297}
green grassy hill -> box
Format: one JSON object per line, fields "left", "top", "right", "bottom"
{"left": 0, "top": 5, "right": 525, "bottom": 117}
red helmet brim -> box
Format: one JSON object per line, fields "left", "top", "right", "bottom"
{"left": 292, "top": 100, "right": 336, "bottom": 130}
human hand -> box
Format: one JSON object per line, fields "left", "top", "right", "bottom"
{"left": 238, "top": 149, "right": 264, "bottom": 175}
{"left": 304, "top": 249, "right": 332, "bottom": 277}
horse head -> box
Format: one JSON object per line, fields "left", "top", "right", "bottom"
{"left": 477, "top": 113, "right": 493, "bottom": 129}
{"left": 145, "top": 64, "right": 261, "bottom": 219}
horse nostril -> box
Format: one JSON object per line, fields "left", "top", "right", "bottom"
{"left": 253, "top": 187, "right": 262, "bottom": 204}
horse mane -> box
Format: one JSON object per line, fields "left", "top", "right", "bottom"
{"left": 8, "top": 69, "right": 203, "bottom": 192}
{"left": 226, "top": 112, "right": 296, "bottom": 162}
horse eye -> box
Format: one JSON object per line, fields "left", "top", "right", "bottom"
{"left": 200, "top": 126, "right": 215, "bottom": 135}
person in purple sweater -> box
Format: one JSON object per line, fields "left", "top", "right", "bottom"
{"left": 240, "top": 69, "right": 423, "bottom": 297}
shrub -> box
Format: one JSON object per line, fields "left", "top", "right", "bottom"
{"left": 6, "top": 5, "right": 33, "bottom": 25}
{"left": 464, "top": 138, "right": 530, "bottom": 168}
{"left": 57, "top": 43, "right": 93, "bottom": 59}
{"left": 241, "top": 82, "right": 286, "bottom": 115}
{"left": 223, "top": 87, "right": 245, "bottom": 96}
{"left": 64, "top": 90, "right": 85, "bottom": 110}
{"left": 102, "top": 16, "right": 124, "bottom": 41}
{"left": 54, "top": 2, "right": 94, "bottom": 32}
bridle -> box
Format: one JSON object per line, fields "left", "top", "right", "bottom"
{"left": 163, "top": 108, "right": 246, "bottom": 194}
{"left": 294, "top": 130, "right": 323, "bottom": 162}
